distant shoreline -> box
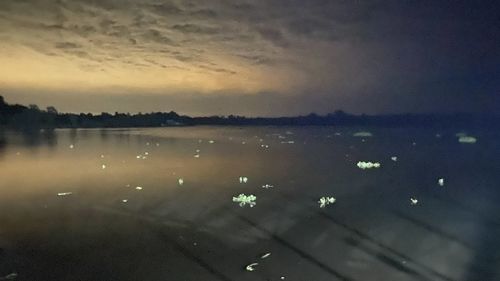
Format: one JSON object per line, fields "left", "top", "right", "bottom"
{"left": 1, "top": 95, "right": 499, "bottom": 129}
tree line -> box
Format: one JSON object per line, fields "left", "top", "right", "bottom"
{"left": 1, "top": 95, "right": 498, "bottom": 130}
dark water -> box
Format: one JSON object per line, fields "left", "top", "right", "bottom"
{"left": 0, "top": 127, "right": 499, "bottom": 281}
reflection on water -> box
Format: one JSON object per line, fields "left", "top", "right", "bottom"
{"left": 0, "top": 127, "right": 499, "bottom": 280}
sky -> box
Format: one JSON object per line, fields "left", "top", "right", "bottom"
{"left": 0, "top": 0, "right": 498, "bottom": 116}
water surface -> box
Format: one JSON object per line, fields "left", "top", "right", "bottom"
{"left": 0, "top": 127, "right": 499, "bottom": 280}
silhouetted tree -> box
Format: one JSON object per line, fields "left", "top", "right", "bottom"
{"left": 47, "top": 106, "right": 58, "bottom": 114}
{"left": 29, "top": 104, "right": 40, "bottom": 111}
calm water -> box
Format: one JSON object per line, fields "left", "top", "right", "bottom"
{"left": 0, "top": 127, "right": 499, "bottom": 281}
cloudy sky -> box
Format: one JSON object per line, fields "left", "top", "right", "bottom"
{"left": 0, "top": 0, "right": 498, "bottom": 116}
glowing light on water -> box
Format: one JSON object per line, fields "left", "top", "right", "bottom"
{"left": 233, "top": 194, "right": 256, "bottom": 207}
{"left": 458, "top": 136, "right": 477, "bottom": 143}
{"left": 357, "top": 161, "right": 381, "bottom": 169}
{"left": 318, "top": 196, "right": 336, "bottom": 208}
{"left": 353, "top": 131, "right": 372, "bottom": 137}
{"left": 410, "top": 198, "right": 418, "bottom": 205}
{"left": 1, "top": 273, "right": 18, "bottom": 280}
{"left": 438, "top": 178, "right": 444, "bottom": 186}
{"left": 261, "top": 253, "right": 271, "bottom": 259}
{"left": 57, "top": 192, "right": 73, "bottom": 196}
{"left": 245, "top": 262, "right": 258, "bottom": 271}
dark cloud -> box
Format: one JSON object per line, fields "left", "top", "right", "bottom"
{"left": 197, "top": 63, "right": 236, "bottom": 75}
{"left": 173, "top": 54, "right": 195, "bottom": 62}
{"left": 171, "top": 23, "right": 219, "bottom": 35}
{"left": 73, "top": 0, "right": 121, "bottom": 11}
{"left": 237, "top": 54, "right": 275, "bottom": 65}
{"left": 38, "top": 23, "right": 65, "bottom": 30}
{"left": 66, "top": 49, "right": 89, "bottom": 57}
{"left": 256, "top": 27, "right": 289, "bottom": 48}
{"left": 99, "top": 19, "right": 116, "bottom": 30}
{"left": 189, "top": 9, "right": 218, "bottom": 18}
{"left": 148, "top": 2, "right": 184, "bottom": 16}
{"left": 55, "top": 42, "right": 81, "bottom": 49}
{"left": 141, "top": 29, "right": 177, "bottom": 45}
{"left": 70, "top": 24, "right": 97, "bottom": 37}
{"left": 107, "top": 25, "right": 131, "bottom": 38}
{"left": 131, "top": 14, "right": 158, "bottom": 28}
